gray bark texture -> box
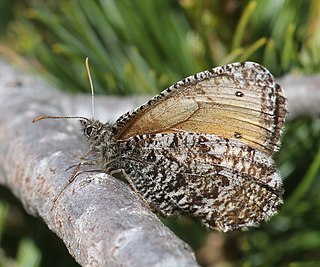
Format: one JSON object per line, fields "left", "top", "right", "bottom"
{"left": 0, "top": 59, "right": 198, "bottom": 267}
{"left": 0, "top": 59, "right": 319, "bottom": 266}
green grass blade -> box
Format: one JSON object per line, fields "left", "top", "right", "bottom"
{"left": 287, "top": 148, "right": 320, "bottom": 208}
{"left": 239, "top": 37, "right": 267, "bottom": 61}
{"left": 16, "top": 239, "right": 41, "bottom": 267}
{"left": 0, "top": 201, "right": 8, "bottom": 244}
{"left": 231, "top": 1, "right": 256, "bottom": 51}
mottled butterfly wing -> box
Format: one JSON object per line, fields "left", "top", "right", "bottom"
{"left": 114, "top": 132, "right": 283, "bottom": 231}
{"left": 113, "top": 62, "right": 286, "bottom": 156}
{"left": 104, "top": 61, "right": 286, "bottom": 231}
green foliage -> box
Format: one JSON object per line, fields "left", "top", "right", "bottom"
{"left": 0, "top": 201, "right": 9, "bottom": 267}
{"left": 0, "top": 201, "right": 41, "bottom": 267}
{"left": 0, "top": 0, "right": 15, "bottom": 38}
{"left": 0, "top": 202, "right": 8, "bottom": 245}
{"left": 240, "top": 118, "right": 320, "bottom": 266}
{"left": 5, "top": 0, "right": 320, "bottom": 94}
{"left": 1, "top": 0, "right": 320, "bottom": 266}
{"left": 16, "top": 239, "right": 41, "bottom": 267}
{"left": 0, "top": 193, "right": 80, "bottom": 267}
{"left": 8, "top": 0, "right": 202, "bottom": 94}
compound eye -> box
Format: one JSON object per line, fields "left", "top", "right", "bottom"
{"left": 85, "top": 126, "right": 94, "bottom": 137}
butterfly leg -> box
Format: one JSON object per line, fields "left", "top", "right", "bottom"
{"left": 51, "top": 162, "right": 82, "bottom": 211}
{"left": 51, "top": 144, "right": 100, "bottom": 210}
{"left": 51, "top": 164, "right": 103, "bottom": 211}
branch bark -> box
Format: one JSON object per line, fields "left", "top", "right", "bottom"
{"left": 0, "top": 59, "right": 319, "bottom": 266}
{"left": 280, "top": 73, "right": 320, "bottom": 120}
{"left": 0, "top": 59, "right": 198, "bottom": 267}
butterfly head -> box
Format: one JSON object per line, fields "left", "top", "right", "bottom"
{"left": 80, "top": 118, "right": 113, "bottom": 146}
{"left": 80, "top": 118, "right": 103, "bottom": 140}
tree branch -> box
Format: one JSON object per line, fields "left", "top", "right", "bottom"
{"left": 0, "top": 59, "right": 319, "bottom": 266}
{"left": 280, "top": 73, "right": 320, "bottom": 120}
{"left": 0, "top": 59, "right": 198, "bottom": 267}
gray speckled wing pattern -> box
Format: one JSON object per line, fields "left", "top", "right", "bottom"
{"left": 113, "top": 133, "right": 283, "bottom": 232}
{"left": 81, "top": 61, "right": 286, "bottom": 232}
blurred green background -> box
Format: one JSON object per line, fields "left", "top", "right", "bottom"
{"left": 0, "top": 0, "right": 320, "bottom": 266}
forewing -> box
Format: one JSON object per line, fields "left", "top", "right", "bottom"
{"left": 113, "top": 62, "right": 286, "bottom": 156}
{"left": 114, "top": 132, "right": 283, "bottom": 231}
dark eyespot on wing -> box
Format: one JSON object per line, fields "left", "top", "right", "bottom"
{"left": 112, "top": 62, "right": 286, "bottom": 156}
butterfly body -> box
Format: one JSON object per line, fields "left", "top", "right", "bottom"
{"left": 79, "top": 61, "right": 286, "bottom": 232}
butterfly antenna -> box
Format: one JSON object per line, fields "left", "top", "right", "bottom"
{"left": 33, "top": 59, "right": 95, "bottom": 123}
{"left": 85, "top": 57, "right": 95, "bottom": 118}
{"left": 32, "top": 115, "right": 88, "bottom": 123}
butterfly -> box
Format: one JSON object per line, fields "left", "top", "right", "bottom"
{"left": 34, "top": 61, "right": 286, "bottom": 232}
